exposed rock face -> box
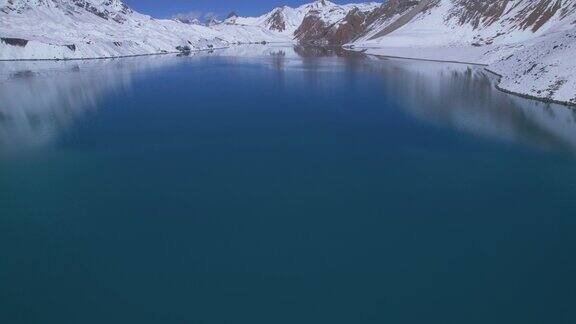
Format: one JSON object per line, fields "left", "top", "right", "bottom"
{"left": 1, "top": 37, "right": 29, "bottom": 47}
{"left": 293, "top": 11, "right": 328, "bottom": 43}
{"left": 265, "top": 8, "right": 288, "bottom": 32}
{"left": 442, "top": 0, "right": 576, "bottom": 33}
{"left": 295, "top": 8, "right": 369, "bottom": 45}
{"left": 446, "top": 0, "right": 567, "bottom": 31}
{"left": 328, "top": 8, "right": 370, "bottom": 44}
{"left": 294, "top": 0, "right": 426, "bottom": 45}
{"left": 446, "top": 0, "right": 509, "bottom": 29}
{"left": 517, "top": 0, "right": 564, "bottom": 31}
{"left": 366, "top": 0, "right": 436, "bottom": 40}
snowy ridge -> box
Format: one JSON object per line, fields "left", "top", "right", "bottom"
{"left": 0, "top": 0, "right": 290, "bottom": 60}
{"left": 0, "top": 0, "right": 380, "bottom": 59}
{"left": 354, "top": 0, "right": 576, "bottom": 48}
{"left": 226, "top": 0, "right": 380, "bottom": 39}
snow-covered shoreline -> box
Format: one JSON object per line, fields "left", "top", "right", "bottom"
{"left": 485, "top": 68, "right": 576, "bottom": 108}
{"left": 354, "top": 42, "right": 576, "bottom": 107}
{"left": 2, "top": 40, "right": 574, "bottom": 108}
{"left": 353, "top": 44, "right": 575, "bottom": 107}
{"left": 0, "top": 45, "right": 235, "bottom": 62}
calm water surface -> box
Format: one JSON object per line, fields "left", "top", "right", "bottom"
{"left": 1, "top": 45, "right": 575, "bottom": 323}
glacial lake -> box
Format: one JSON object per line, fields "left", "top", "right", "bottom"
{"left": 1, "top": 45, "right": 575, "bottom": 324}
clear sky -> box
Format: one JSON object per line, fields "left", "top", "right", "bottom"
{"left": 122, "top": 0, "right": 353, "bottom": 20}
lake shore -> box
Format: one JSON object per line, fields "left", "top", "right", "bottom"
{"left": 355, "top": 45, "right": 576, "bottom": 108}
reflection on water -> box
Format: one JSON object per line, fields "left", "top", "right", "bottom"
{"left": 369, "top": 59, "right": 576, "bottom": 152}
{"left": 293, "top": 45, "right": 369, "bottom": 58}
{"left": 1, "top": 46, "right": 575, "bottom": 157}
{"left": 0, "top": 57, "right": 180, "bottom": 157}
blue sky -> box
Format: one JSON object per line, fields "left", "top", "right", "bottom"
{"left": 123, "top": 0, "right": 352, "bottom": 19}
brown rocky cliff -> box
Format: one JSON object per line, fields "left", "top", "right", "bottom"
{"left": 266, "top": 9, "right": 288, "bottom": 32}
{"left": 294, "top": 11, "right": 329, "bottom": 43}
{"left": 293, "top": 0, "right": 429, "bottom": 45}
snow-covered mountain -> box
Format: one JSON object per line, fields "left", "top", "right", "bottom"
{"left": 0, "top": 0, "right": 380, "bottom": 60}
{"left": 222, "top": 0, "right": 380, "bottom": 40}
{"left": 0, "top": 0, "right": 293, "bottom": 60}
{"left": 172, "top": 17, "right": 201, "bottom": 25}
{"left": 352, "top": 0, "right": 576, "bottom": 49}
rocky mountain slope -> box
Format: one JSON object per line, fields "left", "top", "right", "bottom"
{"left": 223, "top": 0, "right": 380, "bottom": 41}
{"left": 352, "top": 0, "right": 576, "bottom": 48}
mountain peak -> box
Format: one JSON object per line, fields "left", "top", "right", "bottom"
{"left": 313, "top": 0, "right": 337, "bottom": 7}
{"left": 206, "top": 17, "right": 221, "bottom": 26}
{"left": 298, "top": 0, "right": 338, "bottom": 11}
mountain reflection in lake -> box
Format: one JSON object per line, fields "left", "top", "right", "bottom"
{"left": 0, "top": 57, "right": 181, "bottom": 157}
{"left": 372, "top": 59, "right": 576, "bottom": 152}
{"left": 1, "top": 45, "right": 574, "bottom": 158}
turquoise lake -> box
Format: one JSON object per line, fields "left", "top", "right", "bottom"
{"left": 1, "top": 45, "right": 575, "bottom": 323}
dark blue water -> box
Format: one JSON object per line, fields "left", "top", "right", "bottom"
{"left": 1, "top": 46, "right": 576, "bottom": 323}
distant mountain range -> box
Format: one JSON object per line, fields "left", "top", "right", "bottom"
{"left": 1, "top": 0, "right": 575, "bottom": 104}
